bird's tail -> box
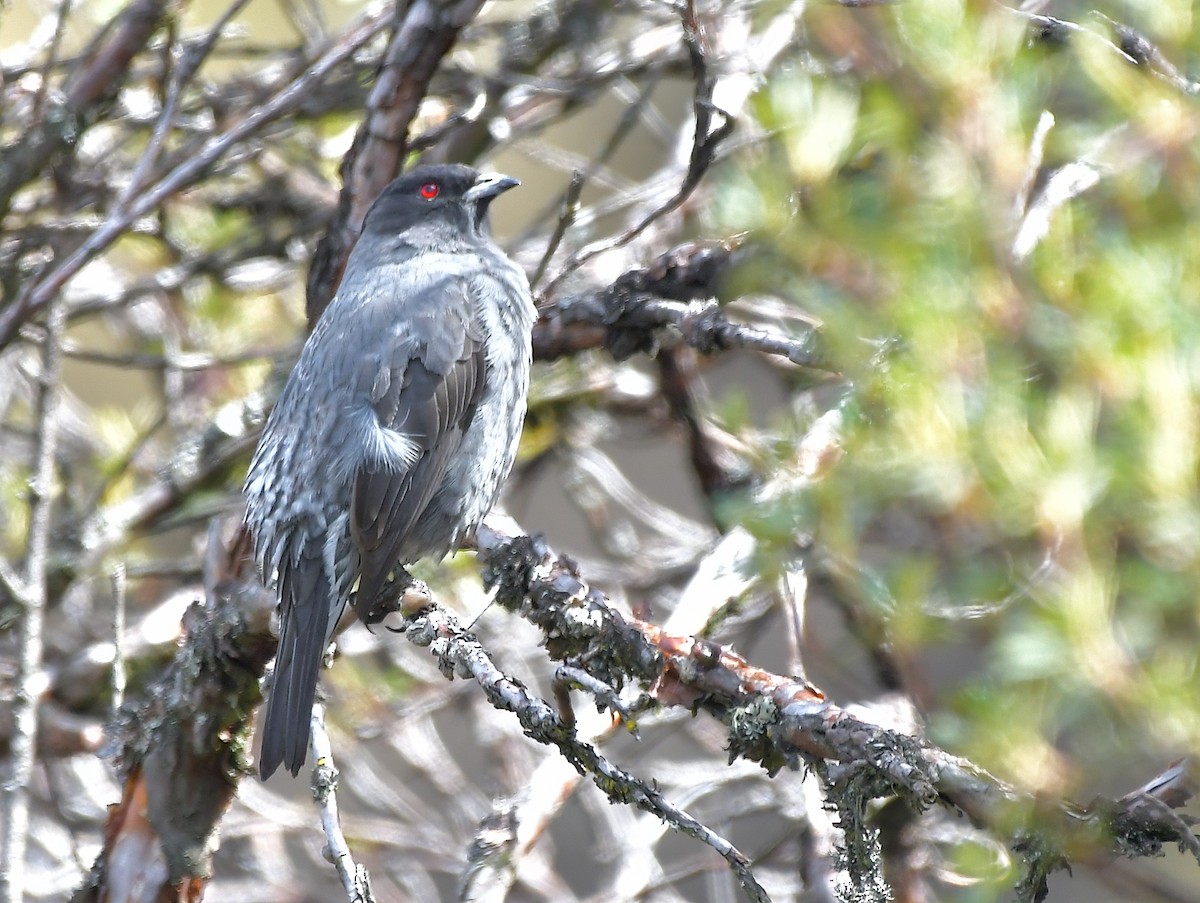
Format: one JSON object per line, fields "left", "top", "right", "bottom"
{"left": 259, "top": 544, "right": 330, "bottom": 780}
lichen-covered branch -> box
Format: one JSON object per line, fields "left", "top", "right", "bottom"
{"left": 397, "top": 592, "right": 770, "bottom": 903}
{"left": 473, "top": 527, "right": 1200, "bottom": 900}
{"left": 72, "top": 525, "right": 275, "bottom": 902}
{"left": 534, "top": 239, "right": 827, "bottom": 369}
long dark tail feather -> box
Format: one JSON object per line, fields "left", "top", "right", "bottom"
{"left": 259, "top": 546, "right": 328, "bottom": 780}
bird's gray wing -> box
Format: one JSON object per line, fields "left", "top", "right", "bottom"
{"left": 349, "top": 276, "right": 486, "bottom": 619}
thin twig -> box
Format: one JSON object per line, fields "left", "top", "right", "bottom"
{"left": 0, "top": 294, "right": 66, "bottom": 903}
{"left": 539, "top": 3, "right": 735, "bottom": 300}
{"left": 529, "top": 170, "right": 584, "bottom": 290}
{"left": 1012, "top": 109, "right": 1054, "bottom": 227}
{"left": 0, "top": 4, "right": 393, "bottom": 350}
{"left": 111, "top": 563, "right": 127, "bottom": 717}
{"left": 0, "top": 0, "right": 169, "bottom": 220}
{"left": 400, "top": 601, "right": 771, "bottom": 903}
{"left": 0, "top": 559, "right": 27, "bottom": 604}
{"left": 1007, "top": 5, "right": 1200, "bottom": 94}
{"left": 310, "top": 703, "right": 375, "bottom": 903}
{"left": 31, "top": 0, "right": 76, "bottom": 124}
{"left": 1011, "top": 128, "right": 1113, "bottom": 262}
{"left": 518, "top": 70, "right": 662, "bottom": 251}
{"left": 116, "top": 0, "right": 256, "bottom": 212}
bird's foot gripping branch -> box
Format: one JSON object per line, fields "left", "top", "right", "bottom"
{"left": 352, "top": 567, "right": 431, "bottom": 628}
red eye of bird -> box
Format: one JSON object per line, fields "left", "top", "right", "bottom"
{"left": 419, "top": 182, "right": 440, "bottom": 200}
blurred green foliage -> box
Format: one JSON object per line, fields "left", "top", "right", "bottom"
{"left": 717, "top": 0, "right": 1200, "bottom": 818}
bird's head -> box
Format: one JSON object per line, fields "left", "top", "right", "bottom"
{"left": 361, "top": 164, "right": 520, "bottom": 246}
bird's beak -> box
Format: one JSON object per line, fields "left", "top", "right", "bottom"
{"left": 465, "top": 172, "right": 520, "bottom": 202}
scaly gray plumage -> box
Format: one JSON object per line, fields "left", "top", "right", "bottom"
{"left": 244, "top": 164, "right": 535, "bottom": 779}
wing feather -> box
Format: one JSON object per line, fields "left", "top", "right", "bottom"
{"left": 350, "top": 291, "right": 486, "bottom": 619}
{"left": 259, "top": 539, "right": 328, "bottom": 778}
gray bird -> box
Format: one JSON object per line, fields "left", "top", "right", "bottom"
{"left": 244, "top": 164, "right": 535, "bottom": 780}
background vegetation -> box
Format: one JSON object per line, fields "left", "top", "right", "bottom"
{"left": 1, "top": 0, "right": 1198, "bottom": 901}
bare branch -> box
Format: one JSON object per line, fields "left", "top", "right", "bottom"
{"left": 310, "top": 703, "right": 375, "bottom": 903}
{"left": 1011, "top": 5, "right": 1200, "bottom": 95}
{"left": 397, "top": 595, "right": 770, "bottom": 903}
{"left": 540, "top": 4, "right": 736, "bottom": 299}
{"left": 115, "top": 0, "right": 256, "bottom": 212}
{"left": 657, "top": 345, "right": 752, "bottom": 500}
{"left": 109, "top": 564, "right": 127, "bottom": 718}
{"left": 0, "top": 5, "right": 393, "bottom": 350}
{"left": 0, "top": 294, "right": 66, "bottom": 903}
{"left": 529, "top": 169, "right": 584, "bottom": 290}
{"left": 304, "top": 0, "right": 489, "bottom": 325}
{"left": 0, "top": 0, "right": 169, "bottom": 220}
